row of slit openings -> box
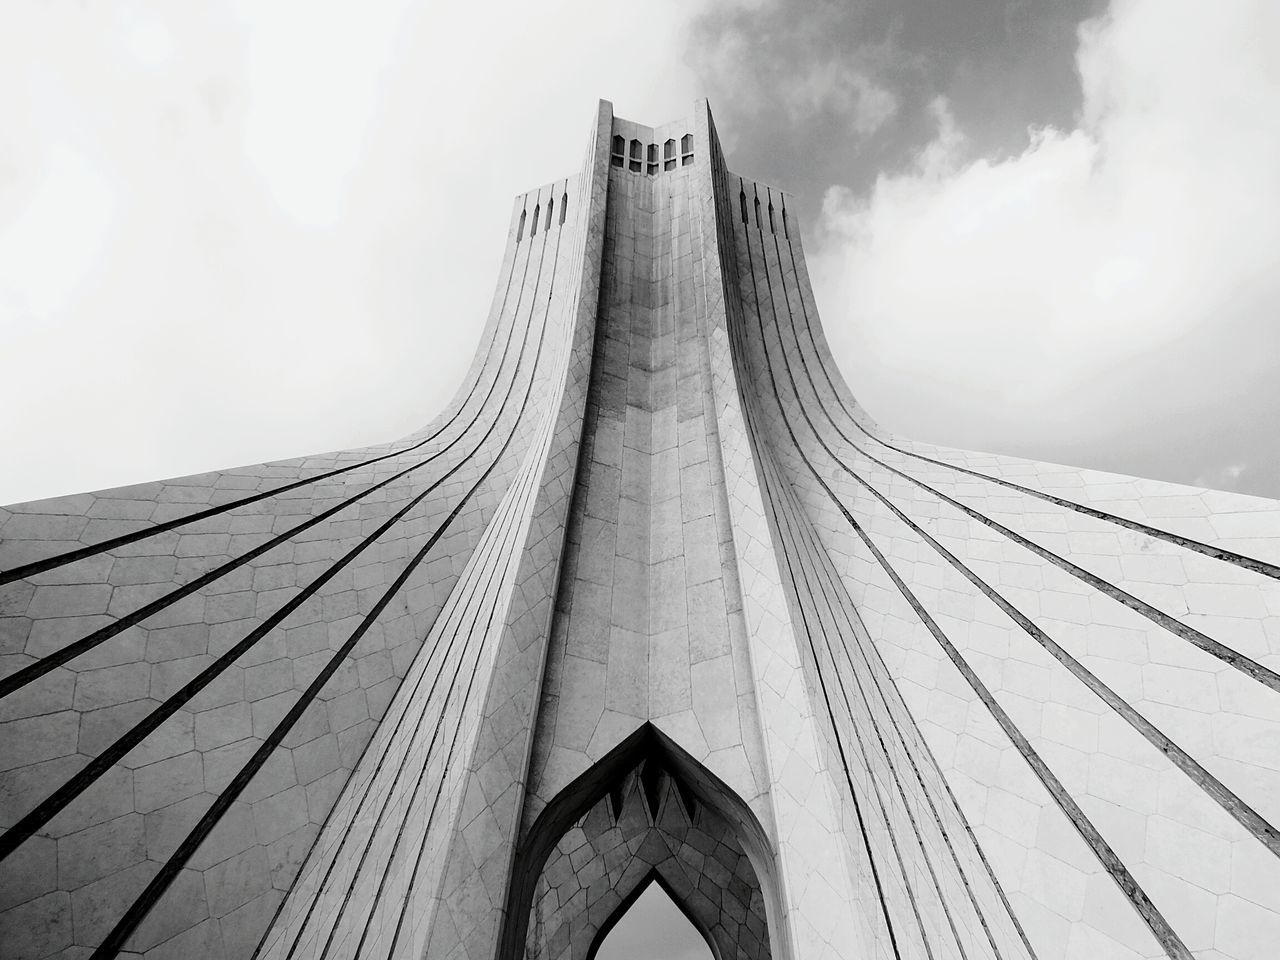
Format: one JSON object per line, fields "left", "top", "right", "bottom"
{"left": 517, "top": 189, "right": 568, "bottom": 242}
{"left": 611, "top": 134, "right": 693, "bottom": 174}
{"left": 740, "top": 183, "right": 788, "bottom": 238}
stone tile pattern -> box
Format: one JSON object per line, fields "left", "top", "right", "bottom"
{"left": 524, "top": 762, "right": 769, "bottom": 960}
{"left": 3, "top": 96, "right": 1279, "bottom": 960}
{"left": 521, "top": 112, "right": 772, "bottom": 835}
{"left": 416, "top": 102, "right": 615, "bottom": 960}
{"left": 0, "top": 104, "right": 599, "bottom": 959}
{"left": 722, "top": 150, "right": 1280, "bottom": 960}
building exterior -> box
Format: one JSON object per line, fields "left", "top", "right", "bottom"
{"left": 2, "top": 99, "right": 1279, "bottom": 960}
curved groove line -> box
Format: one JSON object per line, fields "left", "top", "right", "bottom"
{"left": 92, "top": 214, "right": 568, "bottom": 958}
{"left": 259, "top": 184, "right": 585, "bottom": 959}
{"left": 731, "top": 177, "right": 1193, "bottom": 960}
{"left": 752, "top": 221, "right": 1280, "bottom": 859}
{"left": 309, "top": 212, "right": 565, "bottom": 960}
{"left": 780, "top": 227, "right": 1280, "bottom": 584}
{"left": 383, "top": 245, "right": 592, "bottom": 960}
{"left": 843, "top": 498, "right": 1191, "bottom": 960}
{"left": 0, "top": 223, "right": 530, "bottom": 588}
{"left": 316, "top": 462, "right": 536, "bottom": 960}
{"left": 718, "top": 176, "right": 906, "bottom": 960}
{"left": 773, "top": 254, "right": 1280, "bottom": 694}
{"left": 376, "top": 180, "right": 592, "bottom": 957}
{"left": 349, "top": 429, "right": 547, "bottom": 960}
{"left": 270, "top": 464, "right": 522, "bottom": 960}
{"left": 773, "top": 454, "right": 1024, "bottom": 960}
{"left": 760, "top": 441, "right": 944, "bottom": 960}
{"left": 738, "top": 199, "right": 939, "bottom": 960}
{"left": 0, "top": 277, "right": 536, "bottom": 699}
{"left": 276, "top": 511, "right": 498, "bottom": 959}
{"left": 759, "top": 202, "right": 1036, "bottom": 960}
{"left": 95, "top": 448, "right": 528, "bottom": 960}
{"left": 0, "top": 233, "right": 556, "bottom": 865}
{"left": 750, "top": 209, "right": 996, "bottom": 960}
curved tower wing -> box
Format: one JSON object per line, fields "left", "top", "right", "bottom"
{"left": 1, "top": 99, "right": 1279, "bottom": 960}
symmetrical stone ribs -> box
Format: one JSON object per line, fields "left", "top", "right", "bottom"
{"left": 2, "top": 98, "right": 1280, "bottom": 960}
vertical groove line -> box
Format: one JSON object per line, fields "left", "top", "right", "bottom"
{"left": 730, "top": 180, "right": 1193, "bottom": 960}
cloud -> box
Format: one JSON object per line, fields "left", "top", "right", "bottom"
{"left": 810, "top": 0, "right": 1280, "bottom": 497}
{"left": 698, "top": 17, "right": 897, "bottom": 136}
{"left": 691, "top": 2, "right": 906, "bottom": 154}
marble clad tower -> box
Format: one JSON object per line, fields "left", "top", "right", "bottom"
{"left": 2, "top": 99, "right": 1280, "bottom": 960}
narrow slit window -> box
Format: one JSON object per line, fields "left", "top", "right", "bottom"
{"left": 739, "top": 189, "right": 748, "bottom": 225}
{"left": 753, "top": 195, "right": 760, "bottom": 227}
{"left": 781, "top": 202, "right": 789, "bottom": 238}
{"left": 680, "top": 133, "right": 693, "bottom": 165}
{"left": 532, "top": 203, "right": 539, "bottom": 237}
{"left": 768, "top": 201, "right": 775, "bottom": 233}
{"left": 629, "top": 139, "right": 642, "bottom": 173}
{"left": 664, "top": 138, "right": 676, "bottom": 171}
{"left": 611, "top": 134, "right": 625, "bottom": 168}
{"left": 517, "top": 209, "right": 526, "bottom": 241}
{"left": 546, "top": 198, "right": 554, "bottom": 230}
{"left": 647, "top": 143, "right": 657, "bottom": 175}
{"left": 559, "top": 191, "right": 567, "bottom": 225}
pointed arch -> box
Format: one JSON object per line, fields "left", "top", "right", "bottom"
{"left": 498, "top": 723, "right": 790, "bottom": 959}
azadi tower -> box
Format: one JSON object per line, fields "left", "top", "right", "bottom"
{"left": 2, "top": 100, "right": 1279, "bottom": 960}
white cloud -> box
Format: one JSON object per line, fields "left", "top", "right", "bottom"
{"left": 0, "top": 0, "right": 708, "bottom": 505}
{"left": 810, "top": 0, "right": 1280, "bottom": 481}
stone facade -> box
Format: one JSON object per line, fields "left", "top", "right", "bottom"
{"left": 1, "top": 99, "right": 1279, "bottom": 960}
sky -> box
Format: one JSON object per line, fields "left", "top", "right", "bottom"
{"left": 595, "top": 882, "right": 711, "bottom": 960}
{"left": 2, "top": 0, "right": 1278, "bottom": 509}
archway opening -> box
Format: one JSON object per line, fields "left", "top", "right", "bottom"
{"left": 499, "top": 723, "right": 786, "bottom": 960}
{"left": 595, "top": 877, "right": 715, "bottom": 960}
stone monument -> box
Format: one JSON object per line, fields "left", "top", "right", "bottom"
{"left": 2, "top": 99, "right": 1279, "bottom": 960}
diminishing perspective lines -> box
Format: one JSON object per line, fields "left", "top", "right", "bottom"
{"left": 730, "top": 180, "right": 1195, "bottom": 960}
{"left": 771, "top": 218, "right": 1280, "bottom": 585}
{"left": 0, "top": 253, "right": 540, "bottom": 700}
{"left": 770, "top": 447, "right": 1037, "bottom": 960}
{"left": 266, "top": 202, "right": 571, "bottom": 960}
{"left": 709, "top": 182, "right": 907, "bottom": 960}
{"left": 89, "top": 189, "right": 575, "bottom": 959}
{"left": 0, "top": 213, "right": 559, "bottom": 867}
{"left": 747, "top": 204, "right": 1280, "bottom": 863}
{"left": 0, "top": 241, "right": 525, "bottom": 590}
{"left": 720, "top": 185, "right": 1034, "bottom": 960}
{"left": 769, "top": 226, "right": 1280, "bottom": 695}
